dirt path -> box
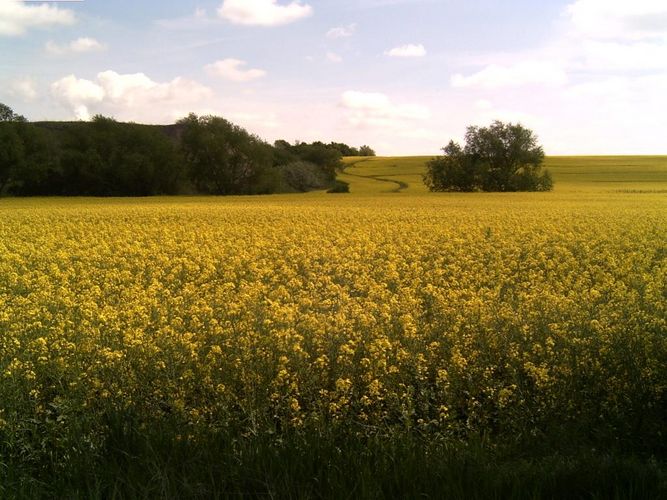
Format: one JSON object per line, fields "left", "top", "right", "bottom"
{"left": 342, "top": 159, "right": 409, "bottom": 193}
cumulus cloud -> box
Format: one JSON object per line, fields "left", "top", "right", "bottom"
{"left": 451, "top": 61, "right": 568, "bottom": 89}
{"left": 576, "top": 40, "right": 667, "bottom": 72}
{"left": 155, "top": 8, "right": 218, "bottom": 30}
{"left": 474, "top": 106, "right": 542, "bottom": 131}
{"left": 384, "top": 44, "right": 426, "bottom": 58}
{"left": 474, "top": 99, "right": 493, "bottom": 110}
{"left": 51, "top": 75, "right": 105, "bottom": 120}
{"left": 46, "top": 37, "right": 106, "bottom": 56}
{"left": 566, "top": 0, "right": 667, "bottom": 40}
{"left": 327, "top": 23, "right": 356, "bottom": 39}
{"left": 341, "top": 90, "right": 430, "bottom": 129}
{"left": 445, "top": 0, "right": 667, "bottom": 155}
{"left": 205, "top": 59, "right": 267, "bottom": 82}
{"left": 452, "top": 0, "right": 667, "bottom": 93}
{"left": 227, "top": 111, "right": 281, "bottom": 129}
{"left": 0, "top": 0, "right": 75, "bottom": 36}
{"left": 51, "top": 71, "right": 213, "bottom": 121}
{"left": 562, "top": 0, "right": 667, "bottom": 75}
{"left": 217, "top": 0, "right": 312, "bottom": 26}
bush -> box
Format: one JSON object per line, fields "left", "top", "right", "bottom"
{"left": 327, "top": 180, "right": 350, "bottom": 193}
{"left": 280, "top": 161, "right": 334, "bottom": 192}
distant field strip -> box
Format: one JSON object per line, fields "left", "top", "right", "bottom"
{"left": 340, "top": 155, "right": 667, "bottom": 194}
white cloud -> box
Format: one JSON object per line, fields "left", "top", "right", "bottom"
{"left": 155, "top": 8, "right": 218, "bottom": 30}
{"left": 560, "top": 0, "right": 667, "bottom": 75}
{"left": 205, "top": 59, "right": 267, "bottom": 82}
{"left": 341, "top": 90, "right": 430, "bottom": 129}
{"left": 553, "top": 74, "right": 667, "bottom": 153}
{"left": 359, "top": 0, "right": 433, "bottom": 6}
{"left": 474, "top": 99, "right": 493, "bottom": 110}
{"left": 576, "top": 40, "right": 667, "bottom": 72}
{"left": 327, "top": 23, "right": 356, "bottom": 39}
{"left": 9, "top": 77, "right": 37, "bottom": 102}
{"left": 0, "top": 0, "right": 75, "bottom": 36}
{"left": 51, "top": 75, "right": 105, "bottom": 120}
{"left": 474, "top": 108, "right": 542, "bottom": 131}
{"left": 51, "top": 71, "right": 214, "bottom": 122}
{"left": 217, "top": 0, "right": 312, "bottom": 26}
{"left": 326, "top": 52, "right": 343, "bottom": 63}
{"left": 227, "top": 111, "right": 281, "bottom": 129}
{"left": 444, "top": 0, "right": 667, "bottom": 155}
{"left": 46, "top": 37, "right": 106, "bottom": 56}
{"left": 384, "top": 44, "right": 426, "bottom": 58}
{"left": 451, "top": 61, "right": 568, "bottom": 89}
{"left": 566, "top": 0, "right": 667, "bottom": 40}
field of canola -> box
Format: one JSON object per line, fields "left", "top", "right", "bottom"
{"left": 1, "top": 157, "right": 666, "bottom": 497}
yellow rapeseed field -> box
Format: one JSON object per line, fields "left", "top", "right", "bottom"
{"left": 1, "top": 182, "right": 665, "bottom": 473}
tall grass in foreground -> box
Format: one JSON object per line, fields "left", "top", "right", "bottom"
{"left": 4, "top": 431, "right": 665, "bottom": 499}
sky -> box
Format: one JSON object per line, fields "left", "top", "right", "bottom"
{"left": 1, "top": 0, "right": 666, "bottom": 155}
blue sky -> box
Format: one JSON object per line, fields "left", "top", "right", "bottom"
{"left": 1, "top": 0, "right": 666, "bottom": 154}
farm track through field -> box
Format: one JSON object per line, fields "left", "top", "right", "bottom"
{"left": 343, "top": 171, "right": 409, "bottom": 192}
{"left": 342, "top": 158, "right": 410, "bottom": 192}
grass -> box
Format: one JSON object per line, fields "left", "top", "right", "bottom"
{"left": 5, "top": 431, "right": 666, "bottom": 499}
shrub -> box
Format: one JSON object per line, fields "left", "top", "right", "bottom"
{"left": 327, "top": 180, "right": 350, "bottom": 193}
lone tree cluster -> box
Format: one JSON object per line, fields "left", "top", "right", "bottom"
{"left": 424, "top": 121, "right": 553, "bottom": 192}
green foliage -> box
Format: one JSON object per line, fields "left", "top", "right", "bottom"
{"left": 7, "top": 117, "right": 184, "bottom": 196}
{"left": 321, "top": 141, "right": 376, "bottom": 157}
{"left": 424, "top": 141, "right": 478, "bottom": 192}
{"left": 327, "top": 179, "right": 350, "bottom": 193}
{"left": 273, "top": 139, "right": 345, "bottom": 191}
{"left": 290, "top": 141, "right": 342, "bottom": 173}
{"left": 425, "top": 121, "right": 553, "bottom": 192}
{"left": 0, "top": 123, "right": 25, "bottom": 194}
{"left": 328, "top": 141, "right": 360, "bottom": 156}
{"left": 279, "top": 160, "right": 334, "bottom": 192}
{"left": 359, "top": 145, "right": 376, "bottom": 157}
{"left": 1, "top": 110, "right": 375, "bottom": 197}
{"left": 179, "top": 113, "right": 277, "bottom": 195}
{"left": 273, "top": 139, "right": 299, "bottom": 166}
{"left": 8, "top": 123, "right": 60, "bottom": 196}
{"left": 0, "top": 102, "right": 27, "bottom": 123}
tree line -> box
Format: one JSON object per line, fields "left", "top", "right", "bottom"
{"left": 0, "top": 105, "right": 375, "bottom": 197}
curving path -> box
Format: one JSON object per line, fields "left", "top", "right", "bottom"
{"left": 341, "top": 158, "right": 411, "bottom": 193}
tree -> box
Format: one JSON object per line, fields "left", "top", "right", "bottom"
{"left": 279, "top": 161, "right": 333, "bottom": 192}
{"left": 359, "top": 145, "right": 376, "bottom": 157}
{"left": 0, "top": 103, "right": 27, "bottom": 123}
{"left": 178, "top": 114, "right": 276, "bottom": 195}
{"left": 0, "top": 124, "right": 25, "bottom": 194}
{"left": 8, "top": 122, "right": 60, "bottom": 196}
{"left": 424, "top": 121, "right": 553, "bottom": 192}
{"left": 291, "top": 141, "right": 342, "bottom": 172}
{"left": 327, "top": 142, "right": 360, "bottom": 156}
